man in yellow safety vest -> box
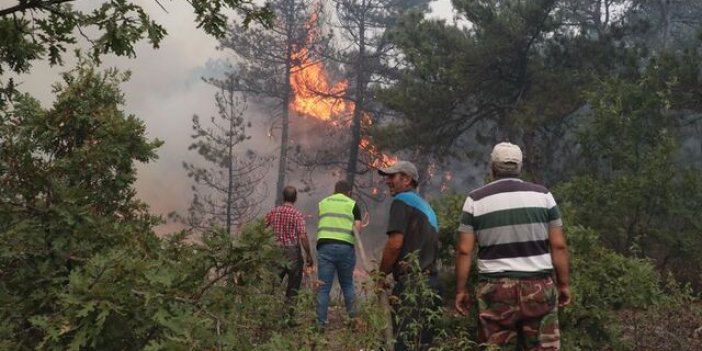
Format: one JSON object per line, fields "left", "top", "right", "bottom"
{"left": 315, "top": 180, "right": 362, "bottom": 327}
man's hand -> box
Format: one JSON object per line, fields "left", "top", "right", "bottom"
{"left": 454, "top": 291, "right": 471, "bottom": 315}
{"left": 304, "top": 260, "right": 314, "bottom": 275}
{"left": 558, "top": 284, "right": 571, "bottom": 307}
{"left": 375, "top": 278, "right": 390, "bottom": 292}
{"left": 371, "top": 270, "right": 390, "bottom": 293}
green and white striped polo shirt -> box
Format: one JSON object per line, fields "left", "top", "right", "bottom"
{"left": 459, "top": 178, "right": 562, "bottom": 277}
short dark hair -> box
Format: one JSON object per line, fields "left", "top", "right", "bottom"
{"left": 334, "top": 180, "right": 352, "bottom": 194}
{"left": 282, "top": 185, "right": 297, "bottom": 203}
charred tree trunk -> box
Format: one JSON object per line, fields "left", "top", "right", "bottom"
{"left": 345, "top": 15, "right": 366, "bottom": 187}
{"left": 275, "top": 1, "right": 296, "bottom": 204}
{"left": 226, "top": 88, "right": 235, "bottom": 234}
{"left": 657, "top": 0, "right": 672, "bottom": 50}
{"left": 276, "top": 84, "right": 291, "bottom": 204}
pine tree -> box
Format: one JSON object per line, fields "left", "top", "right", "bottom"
{"left": 182, "top": 78, "right": 269, "bottom": 234}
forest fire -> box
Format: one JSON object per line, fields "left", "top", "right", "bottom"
{"left": 359, "top": 137, "right": 398, "bottom": 169}
{"left": 290, "top": 46, "right": 351, "bottom": 120}
{"left": 288, "top": 15, "right": 396, "bottom": 168}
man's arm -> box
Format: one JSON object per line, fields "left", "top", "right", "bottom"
{"left": 297, "top": 215, "right": 314, "bottom": 268}
{"left": 352, "top": 204, "right": 362, "bottom": 235}
{"left": 299, "top": 230, "right": 313, "bottom": 266}
{"left": 379, "top": 232, "right": 403, "bottom": 275}
{"left": 264, "top": 211, "right": 272, "bottom": 227}
{"left": 454, "top": 231, "right": 476, "bottom": 315}
{"left": 549, "top": 226, "right": 571, "bottom": 307}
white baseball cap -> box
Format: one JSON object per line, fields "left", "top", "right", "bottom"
{"left": 490, "top": 142, "right": 523, "bottom": 168}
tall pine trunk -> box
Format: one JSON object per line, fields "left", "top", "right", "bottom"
{"left": 226, "top": 88, "right": 235, "bottom": 233}
{"left": 275, "top": 1, "right": 296, "bottom": 204}
{"left": 345, "top": 13, "right": 366, "bottom": 187}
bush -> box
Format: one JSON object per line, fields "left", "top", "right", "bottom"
{"left": 560, "top": 226, "right": 664, "bottom": 350}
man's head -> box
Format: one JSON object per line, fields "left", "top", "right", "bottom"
{"left": 282, "top": 185, "right": 297, "bottom": 203}
{"left": 378, "top": 160, "right": 419, "bottom": 195}
{"left": 334, "top": 180, "right": 352, "bottom": 195}
{"left": 490, "top": 142, "right": 523, "bottom": 178}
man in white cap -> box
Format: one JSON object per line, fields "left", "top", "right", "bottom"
{"left": 377, "top": 160, "right": 441, "bottom": 351}
{"left": 454, "top": 142, "right": 571, "bottom": 350}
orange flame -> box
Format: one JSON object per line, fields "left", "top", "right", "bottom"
{"left": 290, "top": 47, "right": 352, "bottom": 120}
{"left": 288, "top": 14, "right": 395, "bottom": 167}
{"left": 360, "top": 137, "right": 398, "bottom": 168}
{"left": 440, "top": 171, "right": 453, "bottom": 193}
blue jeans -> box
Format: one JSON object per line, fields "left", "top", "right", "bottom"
{"left": 316, "top": 243, "right": 356, "bottom": 325}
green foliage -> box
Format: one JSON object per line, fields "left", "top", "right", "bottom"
{"left": 0, "top": 0, "right": 273, "bottom": 107}
{"left": 391, "top": 253, "right": 445, "bottom": 350}
{"left": 557, "top": 53, "right": 702, "bottom": 289}
{"left": 0, "top": 61, "right": 289, "bottom": 350}
{"left": 375, "top": 0, "right": 585, "bottom": 157}
{"left": 374, "top": 0, "right": 702, "bottom": 186}
{"left": 559, "top": 225, "right": 664, "bottom": 350}
{"left": 431, "top": 192, "right": 465, "bottom": 266}
{"left": 559, "top": 223, "right": 701, "bottom": 350}
{"left": 374, "top": 12, "right": 478, "bottom": 156}
{"left": 430, "top": 314, "right": 480, "bottom": 351}
{"left": 252, "top": 281, "right": 393, "bottom": 351}
{"left": 189, "top": 0, "right": 274, "bottom": 34}
{"left": 180, "top": 82, "right": 268, "bottom": 233}
{"left": 431, "top": 193, "right": 481, "bottom": 304}
{"left": 618, "top": 273, "right": 702, "bottom": 351}
{"left": 427, "top": 192, "right": 700, "bottom": 350}
{"left": 0, "top": 61, "right": 161, "bottom": 349}
{"left": 40, "top": 221, "right": 287, "bottom": 351}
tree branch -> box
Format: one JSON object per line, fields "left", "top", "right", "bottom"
{"left": 0, "top": 0, "right": 75, "bottom": 17}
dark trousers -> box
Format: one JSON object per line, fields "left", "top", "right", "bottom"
{"left": 279, "top": 245, "right": 304, "bottom": 301}
{"left": 391, "top": 273, "right": 442, "bottom": 351}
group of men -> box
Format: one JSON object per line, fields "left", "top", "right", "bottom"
{"left": 264, "top": 142, "right": 571, "bottom": 351}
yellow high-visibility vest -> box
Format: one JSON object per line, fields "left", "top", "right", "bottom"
{"left": 317, "top": 193, "right": 356, "bottom": 245}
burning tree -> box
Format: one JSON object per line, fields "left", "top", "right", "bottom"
{"left": 216, "top": 0, "right": 326, "bottom": 204}
{"left": 285, "top": 14, "right": 397, "bottom": 198}
{"left": 330, "top": 0, "right": 434, "bottom": 186}
{"left": 217, "top": 0, "right": 437, "bottom": 200}
{"left": 182, "top": 78, "right": 270, "bottom": 234}
{"left": 283, "top": 0, "right": 437, "bottom": 197}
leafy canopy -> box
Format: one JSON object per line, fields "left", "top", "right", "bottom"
{"left": 0, "top": 0, "right": 274, "bottom": 107}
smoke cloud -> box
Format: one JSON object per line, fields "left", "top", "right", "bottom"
{"left": 14, "top": 0, "right": 463, "bottom": 244}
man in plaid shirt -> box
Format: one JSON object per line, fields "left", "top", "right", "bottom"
{"left": 265, "top": 185, "right": 314, "bottom": 307}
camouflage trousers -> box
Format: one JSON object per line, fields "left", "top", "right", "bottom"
{"left": 476, "top": 276, "right": 560, "bottom": 351}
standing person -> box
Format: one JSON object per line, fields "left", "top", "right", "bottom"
{"left": 316, "top": 180, "right": 362, "bottom": 327}
{"left": 265, "top": 185, "right": 314, "bottom": 316}
{"left": 377, "top": 161, "right": 441, "bottom": 351}
{"left": 454, "top": 142, "right": 572, "bottom": 350}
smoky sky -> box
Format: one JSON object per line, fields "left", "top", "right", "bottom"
{"left": 14, "top": 0, "right": 458, "bottom": 235}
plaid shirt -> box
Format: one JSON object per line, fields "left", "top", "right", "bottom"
{"left": 265, "top": 203, "right": 306, "bottom": 247}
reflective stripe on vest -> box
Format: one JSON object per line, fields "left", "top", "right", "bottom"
{"left": 317, "top": 193, "right": 356, "bottom": 245}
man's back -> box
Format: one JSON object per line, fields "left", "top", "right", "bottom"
{"left": 265, "top": 203, "right": 304, "bottom": 247}
{"left": 314, "top": 181, "right": 360, "bottom": 326}
{"left": 460, "top": 178, "right": 562, "bottom": 276}
{"left": 316, "top": 192, "right": 359, "bottom": 247}
{"left": 455, "top": 142, "right": 570, "bottom": 351}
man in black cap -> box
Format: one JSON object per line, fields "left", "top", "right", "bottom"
{"left": 377, "top": 161, "right": 441, "bottom": 351}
